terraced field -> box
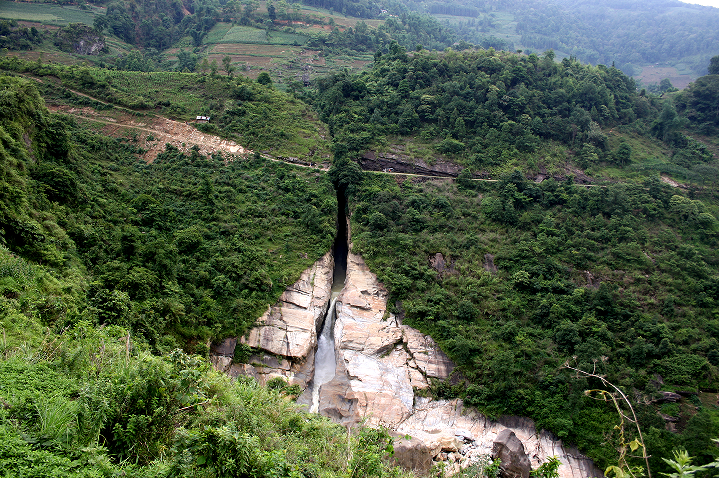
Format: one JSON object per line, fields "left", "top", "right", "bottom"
{"left": 0, "top": 0, "right": 101, "bottom": 25}
{"left": 203, "top": 25, "right": 371, "bottom": 84}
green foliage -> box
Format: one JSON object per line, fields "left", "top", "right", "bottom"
{"left": 676, "top": 73, "right": 719, "bottom": 135}
{"left": 0, "top": 320, "right": 409, "bottom": 477}
{"left": 349, "top": 171, "right": 719, "bottom": 471}
{"left": 501, "top": 0, "right": 719, "bottom": 76}
{"left": 531, "top": 457, "right": 561, "bottom": 478}
{"left": 0, "top": 57, "right": 330, "bottom": 159}
{"left": 660, "top": 449, "right": 711, "bottom": 478}
{"left": 348, "top": 427, "right": 396, "bottom": 478}
{"left": 257, "top": 71, "right": 273, "bottom": 86}
{"left": 0, "top": 72, "right": 336, "bottom": 347}
{"left": 315, "top": 49, "right": 648, "bottom": 166}
{"left": 0, "top": 19, "right": 45, "bottom": 50}
{"left": 709, "top": 56, "right": 719, "bottom": 75}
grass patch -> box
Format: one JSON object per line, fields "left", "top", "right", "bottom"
{"left": 214, "top": 25, "right": 270, "bottom": 43}
{"left": 205, "top": 25, "right": 309, "bottom": 46}
{"left": 0, "top": 0, "right": 99, "bottom": 25}
{"left": 203, "top": 22, "right": 234, "bottom": 44}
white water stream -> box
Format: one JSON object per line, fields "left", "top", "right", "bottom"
{"left": 309, "top": 293, "right": 340, "bottom": 413}
{"left": 309, "top": 193, "right": 348, "bottom": 414}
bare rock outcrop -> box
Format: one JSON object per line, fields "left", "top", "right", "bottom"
{"left": 214, "top": 248, "right": 602, "bottom": 478}
{"left": 360, "top": 150, "right": 461, "bottom": 177}
{"left": 492, "top": 429, "right": 531, "bottom": 478}
{"left": 316, "top": 252, "right": 601, "bottom": 478}
{"left": 393, "top": 399, "right": 604, "bottom": 478}
{"left": 209, "top": 252, "right": 334, "bottom": 388}
{"left": 317, "top": 252, "right": 454, "bottom": 427}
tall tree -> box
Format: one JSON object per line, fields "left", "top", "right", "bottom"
{"left": 709, "top": 55, "right": 719, "bottom": 75}
{"left": 222, "top": 56, "right": 234, "bottom": 77}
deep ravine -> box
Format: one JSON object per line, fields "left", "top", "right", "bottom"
{"left": 310, "top": 190, "right": 348, "bottom": 413}
{"left": 211, "top": 187, "right": 603, "bottom": 478}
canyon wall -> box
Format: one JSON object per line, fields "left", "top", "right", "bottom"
{"left": 210, "top": 251, "right": 333, "bottom": 388}
{"left": 210, "top": 250, "right": 604, "bottom": 478}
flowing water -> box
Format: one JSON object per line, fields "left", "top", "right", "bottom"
{"left": 309, "top": 293, "right": 339, "bottom": 413}
{"left": 309, "top": 191, "right": 348, "bottom": 414}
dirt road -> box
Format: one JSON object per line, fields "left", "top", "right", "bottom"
{"left": 49, "top": 105, "right": 249, "bottom": 163}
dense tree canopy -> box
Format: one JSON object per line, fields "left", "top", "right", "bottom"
{"left": 316, "top": 48, "right": 647, "bottom": 166}
{"left": 350, "top": 170, "right": 719, "bottom": 472}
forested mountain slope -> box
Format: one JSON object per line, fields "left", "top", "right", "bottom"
{"left": 0, "top": 72, "right": 413, "bottom": 477}
{"left": 413, "top": 0, "right": 719, "bottom": 78}
{"left": 323, "top": 50, "right": 719, "bottom": 472}
{"left": 2, "top": 33, "right": 719, "bottom": 477}
{"left": 317, "top": 47, "right": 718, "bottom": 184}
{"left": 0, "top": 72, "right": 336, "bottom": 353}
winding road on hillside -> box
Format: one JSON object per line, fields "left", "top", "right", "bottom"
{"left": 48, "top": 93, "right": 640, "bottom": 189}
{"left": 49, "top": 104, "right": 250, "bottom": 163}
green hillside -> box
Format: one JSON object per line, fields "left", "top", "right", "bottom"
{"left": 2, "top": 15, "right": 719, "bottom": 477}
{"left": 316, "top": 47, "right": 718, "bottom": 185}
{"left": 0, "top": 72, "right": 413, "bottom": 477}
{"left": 323, "top": 50, "right": 719, "bottom": 473}
{"left": 0, "top": 55, "right": 331, "bottom": 159}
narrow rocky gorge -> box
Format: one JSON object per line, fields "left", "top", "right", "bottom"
{"left": 210, "top": 208, "right": 603, "bottom": 478}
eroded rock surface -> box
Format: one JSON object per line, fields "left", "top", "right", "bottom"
{"left": 360, "top": 150, "right": 461, "bottom": 177}
{"left": 318, "top": 252, "right": 454, "bottom": 427}
{"left": 210, "top": 252, "right": 334, "bottom": 388}
{"left": 492, "top": 429, "right": 531, "bottom": 478}
{"left": 394, "top": 399, "right": 603, "bottom": 478}
{"left": 317, "top": 252, "right": 602, "bottom": 478}
{"left": 214, "top": 248, "right": 602, "bottom": 478}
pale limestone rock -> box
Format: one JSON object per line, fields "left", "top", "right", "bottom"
{"left": 318, "top": 251, "right": 601, "bottom": 478}
{"left": 210, "top": 355, "right": 232, "bottom": 373}
{"left": 402, "top": 326, "right": 454, "bottom": 381}
{"left": 209, "top": 252, "right": 333, "bottom": 388}
{"left": 318, "top": 252, "right": 454, "bottom": 428}
{"left": 396, "top": 399, "right": 604, "bottom": 478}
{"left": 241, "top": 252, "right": 334, "bottom": 359}
{"left": 214, "top": 246, "right": 601, "bottom": 478}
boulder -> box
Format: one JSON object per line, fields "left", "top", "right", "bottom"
{"left": 492, "top": 429, "right": 531, "bottom": 478}
{"left": 392, "top": 436, "right": 435, "bottom": 474}
{"left": 210, "top": 355, "right": 232, "bottom": 373}
{"left": 657, "top": 391, "right": 682, "bottom": 403}
{"left": 484, "top": 253, "right": 498, "bottom": 274}
{"left": 210, "top": 337, "right": 237, "bottom": 357}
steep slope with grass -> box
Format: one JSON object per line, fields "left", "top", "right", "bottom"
{"left": 0, "top": 262, "right": 403, "bottom": 477}
{"left": 0, "top": 72, "right": 336, "bottom": 352}
{"left": 0, "top": 56, "right": 331, "bottom": 161}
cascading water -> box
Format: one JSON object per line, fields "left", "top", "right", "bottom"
{"left": 309, "top": 293, "right": 339, "bottom": 413}
{"left": 309, "top": 189, "right": 348, "bottom": 414}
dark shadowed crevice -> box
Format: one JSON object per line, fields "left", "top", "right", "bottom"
{"left": 308, "top": 186, "right": 348, "bottom": 412}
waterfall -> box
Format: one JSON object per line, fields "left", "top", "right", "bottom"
{"left": 310, "top": 294, "right": 339, "bottom": 413}
{"left": 309, "top": 188, "right": 348, "bottom": 414}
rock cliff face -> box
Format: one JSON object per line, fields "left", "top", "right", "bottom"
{"left": 210, "top": 252, "right": 333, "bottom": 388}
{"left": 395, "top": 401, "right": 603, "bottom": 477}
{"left": 317, "top": 252, "right": 454, "bottom": 426}
{"left": 316, "top": 252, "right": 602, "bottom": 478}
{"left": 211, "top": 249, "right": 602, "bottom": 478}
{"left": 360, "top": 150, "right": 460, "bottom": 177}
